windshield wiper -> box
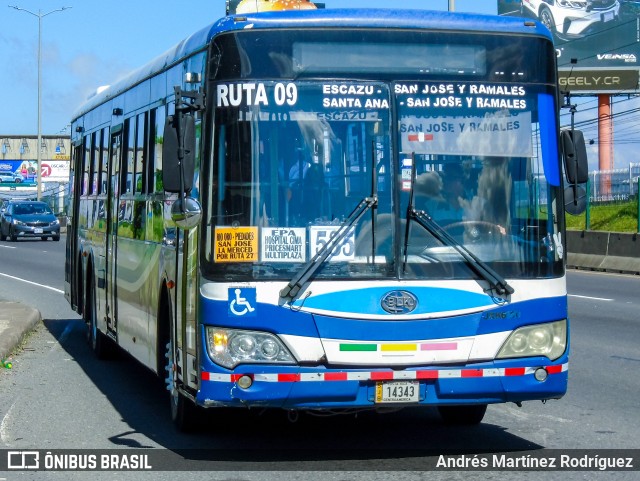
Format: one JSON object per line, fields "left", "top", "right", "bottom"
{"left": 403, "top": 155, "right": 514, "bottom": 298}
{"left": 279, "top": 195, "right": 377, "bottom": 303}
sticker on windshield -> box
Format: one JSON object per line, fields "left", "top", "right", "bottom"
{"left": 261, "top": 228, "right": 306, "bottom": 262}
{"left": 214, "top": 227, "right": 259, "bottom": 263}
{"left": 309, "top": 225, "right": 355, "bottom": 262}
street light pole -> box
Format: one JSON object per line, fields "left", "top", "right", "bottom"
{"left": 8, "top": 5, "right": 71, "bottom": 201}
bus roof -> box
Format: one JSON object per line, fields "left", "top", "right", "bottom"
{"left": 72, "top": 9, "right": 551, "bottom": 121}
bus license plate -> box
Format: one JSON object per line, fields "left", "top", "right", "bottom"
{"left": 375, "top": 381, "right": 419, "bottom": 404}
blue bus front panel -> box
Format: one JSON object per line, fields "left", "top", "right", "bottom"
{"left": 196, "top": 292, "right": 569, "bottom": 409}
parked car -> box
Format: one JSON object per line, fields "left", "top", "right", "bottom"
{"left": 0, "top": 171, "right": 24, "bottom": 183}
{"left": 522, "top": 0, "right": 620, "bottom": 40}
{"left": 0, "top": 201, "right": 60, "bottom": 241}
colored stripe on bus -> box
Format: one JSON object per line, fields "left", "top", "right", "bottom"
{"left": 339, "top": 342, "right": 459, "bottom": 352}
{"left": 340, "top": 344, "right": 377, "bottom": 352}
{"left": 380, "top": 344, "right": 417, "bottom": 352}
{"left": 202, "top": 363, "right": 568, "bottom": 383}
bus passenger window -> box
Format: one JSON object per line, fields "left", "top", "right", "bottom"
{"left": 100, "top": 128, "right": 109, "bottom": 195}
{"left": 135, "top": 112, "right": 146, "bottom": 193}
{"left": 82, "top": 136, "right": 90, "bottom": 195}
{"left": 125, "top": 118, "right": 135, "bottom": 194}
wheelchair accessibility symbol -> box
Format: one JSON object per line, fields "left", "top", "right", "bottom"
{"left": 228, "top": 287, "right": 257, "bottom": 317}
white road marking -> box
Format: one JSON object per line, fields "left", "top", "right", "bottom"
{"left": 0, "top": 401, "right": 16, "bottom": 447}
{"left": 0, "top": 272, "right": 64, "bottom": 294}
{"left": 0, "top": 244, "right": 17, "bottom": 249}
{"left": 568, "top": 294, "right": 614, "bottom": 302}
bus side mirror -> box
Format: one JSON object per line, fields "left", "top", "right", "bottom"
{"left": 561, "top": 129, "right": 588, "bottom": 184}
{"left": 561, "top": 129, "right": 588, "bottom": 215}
{"left": 162, "top": 113, "right": 196, "bottom": 193}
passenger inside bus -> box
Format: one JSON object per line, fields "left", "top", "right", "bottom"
{"left": 417, "top": 166, "right": 466, "bottom": 224}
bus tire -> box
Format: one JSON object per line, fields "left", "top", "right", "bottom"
{"left": 165, "top": 341, "right": 200, "bottom": 432}
{"left": 437, "top": 404, "right": 487, "bottom": 425}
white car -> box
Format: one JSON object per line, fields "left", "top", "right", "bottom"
{"left": 522, "top": 0, "right": 620, "bottom": 39}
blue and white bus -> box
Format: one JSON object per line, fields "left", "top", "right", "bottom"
{"left": 66, "top": 2, "right": 587, "bottom": 430}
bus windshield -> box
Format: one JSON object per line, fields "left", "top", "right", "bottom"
{"left": 201, "top": 29, "right": 563, "bottom": 282}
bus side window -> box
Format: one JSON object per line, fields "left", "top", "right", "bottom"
{"left": 124, "top": 118, "right": 135, "bottom": 194}
{"left": 90, "top": 131, "right": 98, "bottom": 195}
{"left": 82, "top": 136, "right": 90, "bottom": 195}
{"left": 100, "top": 127, "right": 109, "bottom": 195}
{"left": 135, "top": 112, "right": 147, "bottom": 194}
{"left": 153, "top": 107, "right": 166, "bottom": 193}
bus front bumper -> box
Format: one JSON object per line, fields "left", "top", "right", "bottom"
{"left": 196, "top": 359, "right": 568, "bottom": 409}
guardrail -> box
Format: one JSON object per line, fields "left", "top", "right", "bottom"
{"left": 566, "top": 230, "right": 640, "bottom": 275}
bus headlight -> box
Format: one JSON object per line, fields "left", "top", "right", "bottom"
{"left": 497, "top": 320, "right": 567, "bottom": 361}
{"left": 206, "top": 327, "right": 295, "bottom": 369}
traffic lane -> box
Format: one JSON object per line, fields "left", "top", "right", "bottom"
{"left": 0, "top": 234, "right": 66, "bottom": 291}
{"left": 567, "top": 270, "right": 640, "bottom": 305}
{"left": 568, "top": 270, "right": 640, "bottom": 333}
{"left": 564, "top": 292, "right": 640, "bottom": 446}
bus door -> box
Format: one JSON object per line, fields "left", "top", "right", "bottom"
{"left": 65, "top": 143, "right": 83, "bottom": 309}
{"left": 173, "top": 224, "right": 199, "bottom": 391}
{"left": 104, "top": 129, "right": 122, "bottom": 338}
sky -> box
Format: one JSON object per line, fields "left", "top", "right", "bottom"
{"left": 0, "top": 0, "right": 634, "bottom": 170}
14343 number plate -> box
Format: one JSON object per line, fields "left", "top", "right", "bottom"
{"left": 375, "top": 381, "right": 419, "bottom": 403}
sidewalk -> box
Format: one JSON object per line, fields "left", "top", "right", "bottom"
{"left": 0, "top": 301, "right": 41, "bottom": 362}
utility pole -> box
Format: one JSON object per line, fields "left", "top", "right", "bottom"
{"left": 8, "top": 5, "right": 72, "bottom": 201}
{"left": 449, "top": 0, "right": 455, "bottom": 12}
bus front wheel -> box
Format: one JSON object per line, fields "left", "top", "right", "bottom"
{"left": 437, "top": 404, "right": 487, "bottom": 425}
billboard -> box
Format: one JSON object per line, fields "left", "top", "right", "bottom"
{"left": 498, "top": 0, "right": 640, "bottom": 92}
{"left": 0, "top": 159, "right": 70, "bottom": 183}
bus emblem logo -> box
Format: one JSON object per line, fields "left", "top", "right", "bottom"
{"left": 381, "top": 291, "right": 417, "bottom": 314}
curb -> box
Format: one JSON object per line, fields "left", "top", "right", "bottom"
{"left": 0, "top": 301, "right": 42, "bottom": 361}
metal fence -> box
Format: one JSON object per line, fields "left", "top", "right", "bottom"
{"left": 589, "top": 162, "right": 640, "bottom": 202}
